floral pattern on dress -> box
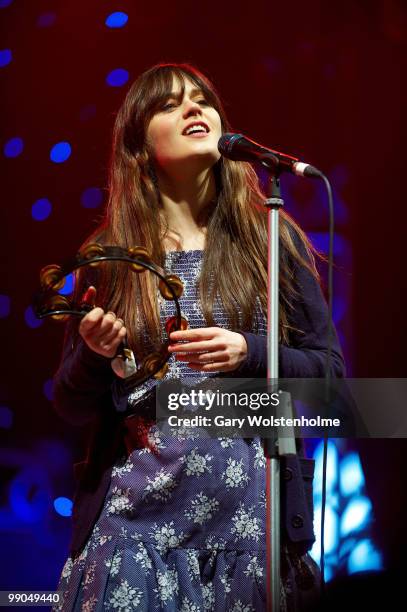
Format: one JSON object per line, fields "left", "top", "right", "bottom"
{"left": 180, "top": 596, "right": 201, "bottom": 612}
{"left": 143, "top": 468, "right": 178, "bottom": 502}
{"left": 231, "top": 503, "right": 263, "bottom": 542}
{"left": 228, "top": 601, "right": 255, "bottom": 612}
{"left": 221, "top": 457, "right": 249, "bottom": 489}
{"left": 104, "top": 551, "right": 122, "bottom": 577}
{"left": 181, "top": 447, "right": 213, "bottom": 477}
{"left": 106, "top": 487, "right": 133, "bottom": 516}
{"left": 149, "top": 521, "right": 186, "bottom": 554}
{"left": 107, "top": 579, "right": 143, "bottom": 610}
{"left": 184, "top": 492, "right": 220, "bottom": 525}
{"left": 132, "top": 542, "right": 153, "bottom": 573}
{"left": 244, "top": 555, "right": 264, "bottom": 579}
{"left": 154, "top": 567, "right": 179, "bottom": 605}
{"left": 202, "top": 582, "right": 215, "bottom": 611}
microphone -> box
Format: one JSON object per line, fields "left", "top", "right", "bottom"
{"left": 218, "top": 133, "right": 322, "bottom": 179}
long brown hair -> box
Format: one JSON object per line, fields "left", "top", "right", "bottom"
{"left": 77, "top": 63, "right": 318, "bottom": 358}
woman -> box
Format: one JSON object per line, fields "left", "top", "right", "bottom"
{"left": 53, "top": 63, "right": 344, "bottom": 611}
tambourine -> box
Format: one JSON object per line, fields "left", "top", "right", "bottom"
{"left": 33, "top": 244, "right": 188, "bottom": 389}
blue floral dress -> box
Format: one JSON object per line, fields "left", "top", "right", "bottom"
{"left": 55, "top": 250, "right": 282, "bottom": 612}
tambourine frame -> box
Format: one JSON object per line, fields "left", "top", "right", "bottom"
{"left": 33, "top": 245, "right": 187, "bottom": 391}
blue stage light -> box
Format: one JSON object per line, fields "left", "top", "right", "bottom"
{"left": 0, "top": 49, "right": 12, "bottom": 67}
{"left": 50, "top": 141, "right": 71, "bottom": 163}
{"left": 308, "top": 232, "right": 348, "bottom": 258}
{"left": 0, "top": 0, "right": 14, "bottom": 7}
{"left": 9, "top": 467, "right": 50, "bottom": 523}
{"left": 4, "top": 137, "right": 23, "bottom": 158}
{"left": 348, "top": 539, "right": 383, "bottom": 573}
{"left": 81, "top": 187, "right": 103, "bottom": 208}
{"left": 313, "top": 439, "right": 338, "bottom": 495}
{"left": 105, "top": 12, "right": 128, "bottom": 28}
{"left": 333, "top": 296, "right": 347, "bottom": 325}
{"left": 32, "top": 198, "right": 52, "bottom": 220}
{"left": 24, "top": 305, "right": 43, "bottom": 329}
{"left": 0, "top": 294, "right": 11, "bottom": 318}
{"left": 36, "top": 12, "right": 56, "bottom": 27}
{"left": 340, "top": 452, "right": 365, "bottom": 497}
{"left": 340, "top": 496, "right": 372, "bottom": 537}
{"left": 310, "top": 504, "right": 339, "bottom": 561}
{"left": 43, "top": 379, "right": 54, "bottom": 402}
{"left": 0, "top": 406, "right": 13, "bottom": 429}
{"left": 58, "top": 272, "right": 74, "bottom": 295}
{"left": 53, "top": 497, "right": 73, "bottom": 517}
{"left": 106, "top": 68, "right": 129, "bottom": 87}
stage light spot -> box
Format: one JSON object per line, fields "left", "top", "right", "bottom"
{"left": 0, "top": 406, "right": 13, "bottom": 429}
{"left": 24, "top": 305, "right": 43, "bottom": 329}
{"left": 340, "top": 452, "right": 365, "bottom": 497}
{"left": 50, "top": 141, "right": 71, "bottom": 163}
{"left": 0, "top": 49, "right": 12, "bottom": 67}
{"left": 32, "top": 198, "right": 52, "bottom": 220}
{"left": 0, "top": 0, "right": 14, "bottom": 7}
{"left": 311, "top": 504, "right": 339, "bottom": 560}
{"left": 106, "top": 68, "right": 129, "bottom": 87}
{"left": 313, "top": 439, "right": 338, "bottom": 494}
{"left": 54, "top": 497, "right": 73, "bottom": 517}
{"left": 340, "top": 496, "right": 372, "bottom": 537}
{"left": 348, "top": 539, "right": 383, "bottom": 573}
{"left": 36, "top": 12, "right": 56, "bottom": 27}
{"left": 81, "top": 187, "right": 103, "bottom": 209}
{"left": 58, "top": 272, "right": 74, "bottom": 295}
{"left": 4, "top": 137, "right": 23, "bottom": 158}
{"left": 105, "top": 11, "right": 128, "bottom": 28}
{"left": 0, "top": 294, "right": 11, "bottom": 317}
{"left": 43, "top": 379, "right": 54, "bottom": 402}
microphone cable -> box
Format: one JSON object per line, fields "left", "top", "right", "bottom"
{"left": 319, "top": 172, "right": 335, "bottom": 600}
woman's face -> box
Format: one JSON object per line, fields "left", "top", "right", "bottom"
{"left": 146, "top": 76, "right": 222, "bottom": 175}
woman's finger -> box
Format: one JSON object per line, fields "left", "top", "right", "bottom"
{"left": 80, "top": 285, "right": 97, "bottom": 307}
{"left": 93, "top": 312, "right": 117, "bottom": 337}
{"left": 169, "top": 328, "right": 218, "bottom": 342}
{"left": 95, "top": 319, "right": 125, "bottom": 344}
{"left": 79, "top": 307, "right": 104, "bottom": 333}
{"left": 187, "top": 362, "right": 230, "bottom": 372}
{"left": 100, "top": 327, "right": 127, "bottom": 353}
{"left": 175, "top": 351, "right": 228, "bottom": 363}
{"left": 168, "top": 340, "right": 225, "bottom": 354}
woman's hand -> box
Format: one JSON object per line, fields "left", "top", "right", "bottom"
{"left": 78, "top": 287, "right": 127, "bottom": 358}
{"left": 168, "top": 327, "right": 248, "bottom": 372}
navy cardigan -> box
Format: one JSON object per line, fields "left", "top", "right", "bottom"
{"left": 53, "top": 246, "right": 345, "bottom": 558}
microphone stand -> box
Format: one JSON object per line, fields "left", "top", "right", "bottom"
{"left": 263, "top": 171, "right": 296, "bottom": 612}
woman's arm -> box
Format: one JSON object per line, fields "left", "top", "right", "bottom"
{"left": 53, "top": 323, "right": 116, "bottom": 426}
{"left": 239, "top": 257, "right": 345, "bottom": 378}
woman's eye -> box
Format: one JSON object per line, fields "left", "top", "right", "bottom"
{"left": 161, "top": 101, "right": 177, "bottom": 111}
{"left": 197, "top": 99, "right": 209, "bottom": 106}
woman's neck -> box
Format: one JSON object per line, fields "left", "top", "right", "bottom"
{"left": 157, "top": 167, "right": 216, "bottom": 251}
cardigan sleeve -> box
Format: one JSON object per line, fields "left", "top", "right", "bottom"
{"left": 53, "top": 322, "right": 116, "bottom": 426}
{"left": 238, "top": 239, "right": 345, "bottom": 379}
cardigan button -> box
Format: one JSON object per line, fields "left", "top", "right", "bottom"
{"left": 291, "top": 514, "right": 304, "bottom": 529}
{"left": 283, "top": 467, "right": 293, "bottom": 481}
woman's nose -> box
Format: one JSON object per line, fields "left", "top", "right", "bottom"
{"left": 182, "top": 99, "right": 202, "bottom": 118}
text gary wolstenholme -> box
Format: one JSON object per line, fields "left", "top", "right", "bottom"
{"left": 167, "top": 413, "right": 341, "bottom": 429}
